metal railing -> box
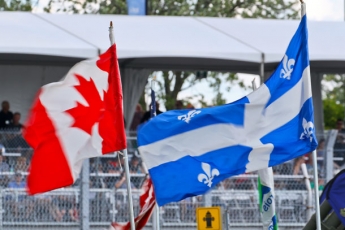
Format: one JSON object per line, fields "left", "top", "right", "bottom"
{"left": 0, "top": 130, "right": 343, "bottom": 230}
{"left": 0, "top": 186, "right": 311, "bottom": 227}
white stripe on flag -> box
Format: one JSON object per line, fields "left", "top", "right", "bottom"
{"left": 140, "top": 66, "right": 311, "bottom": 170}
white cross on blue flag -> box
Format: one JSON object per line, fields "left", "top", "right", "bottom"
{"left": 138, "top": 11, "right": 318, "bottom": 206}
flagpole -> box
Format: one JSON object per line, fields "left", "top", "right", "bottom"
{"left": 109, "top": 21, "right": 136, "bottom": 230}
{"left": 312, "top": 149, "right": 322, "bottom": 230}
{"left": 150, "top": 76, "right": 161, "bottom": 230}
{"left": 299, "top": 1, "right": 322, "bottom": 229}
{"left": 260, "top": 53, "right": 265, "bottom": 84}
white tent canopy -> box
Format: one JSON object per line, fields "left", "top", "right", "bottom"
{"left": 1, "top": 12, "right": 345, "bottom": 132}
{"left": 2, "top": 13, "right": 345, "bottom": 71}
{"left": 0, "top": 13, "right": 98, "bottom": 59}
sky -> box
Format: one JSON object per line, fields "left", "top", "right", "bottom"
{"left": 176, "top": 0, "right": 345, "bottom": 110}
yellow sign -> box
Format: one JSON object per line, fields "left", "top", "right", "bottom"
{"left": 196, "top": 206, "right": 222, "bottom": 230}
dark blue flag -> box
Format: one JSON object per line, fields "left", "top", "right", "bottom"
{"left": 150, "top": 89, "right": 156, "bottom": 118}
{"left": 320, "top": 169, "right": 345, "bottom": 225}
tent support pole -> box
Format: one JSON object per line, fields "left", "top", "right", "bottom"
{"left": 260, "top": 53, "right": 265, "bottom": 84}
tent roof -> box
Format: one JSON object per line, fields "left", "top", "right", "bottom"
{"left": 198, "top": 17, "right": 345, "bottom": 63}
{"left": 0, "top": 12, "right": 98, "bottom": 59}
{"left": 1, "top": 12, "right": 345, "bottom": 73}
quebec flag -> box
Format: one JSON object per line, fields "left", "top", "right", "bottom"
{"left": 138, "top": 6, "right": 318, "bottom": 206}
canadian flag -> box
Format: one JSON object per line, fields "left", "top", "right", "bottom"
{"left": 24, "top": 44, "right": 127, "bottom": 195}
{"left": 110, "top": 178, "right": 156, "bottom": 230}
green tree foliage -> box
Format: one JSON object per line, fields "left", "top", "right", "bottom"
{"left": 45, "top": 0, "right": 299, "bottom": 19}
{"left": 323, "top": 98, "right": 344, "bottom": 130}
{"left": 0, "top": 0, "right": 32, "bottom": 11}
{"left": 323, "top": 74, "right": 345, "bottom": 103}
{"left": 44, "top": 0, "right": 299, "bottom": 109}
{"left": 322, "top": 74, "right": 345, "bottom": 129}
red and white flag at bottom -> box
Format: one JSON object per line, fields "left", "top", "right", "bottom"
{"left": 110, "top": 178, "right": 156, "bottom": 230}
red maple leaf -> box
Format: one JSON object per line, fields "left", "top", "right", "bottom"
{"left": 65, "top": 74, "right": 105, "bottom": 135}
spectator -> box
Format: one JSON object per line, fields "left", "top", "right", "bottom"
{"left": 0, "top": 144, "right": 5, "bottom": 154}
{"left": 293, "top": 155, "right": 311, "bottom": 175}
{"left": 140, "top": 101, "right": 163, "bottom": 124}
{"left": 0, "top": 154, "right": 9, "bottom": 170}
{"left": 8, "top": 171, "right": 26, "bottom": 203}
{"left": 129, "top": 155, "right": 143, "bottom": 174}
{"left": 33, "top": 193, "right": 58, "bottom": 222}
{"left": 94, "top": 164, "right": 107, "bottom": 189}
{"left": 7, "top": 172, "right": 32, "bottom": 221}
{"left": 14, "top": 157, "right": 28, "bottom": 172}
{"left": 288, "top": 156, "right": 308, "bottom": 190}
{"left": 8, "top": 172, "right": 25, "bottom": 189}
{"left": 336, "top": 118, "right": 345, "bottom": 133}
{"left": 233, "top": 173, "right": 254, "bottom": 190}
{"left": 130, "top": 104, "right": 144, "bottom": 131}
{"left": 1, "top": 111, "right": 28, "bottom": 150}
{"left": 186, "top": 103, "right": 195, "bottom": 109}
{"left": 334, "top": 119, "right": 345, "bottom": 167}
{"left": 0, "top": 101, "right": 14, "bottom": 130}
{"left": 175, "top": 100, "right": 184, "bottom": 110}
{"left": 105, "top": 154, "right": 124, "bottom": 174}
{"left": 8, "top": 112, "right": 23, "bottom": 131}
{"left": 317, "top": 138, "right": 325, "bottom": 173}
{"left": 53, "top": 194, "right": 79, "bottom": 222}
{"left": 115, "top": 172, "right": 136, "bottom": 189}
{"left": 0, "top": 154, "right": 9, "bottom": 187}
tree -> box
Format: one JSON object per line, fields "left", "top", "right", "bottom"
{"left": 322, "top": 74, "right": 345, "bottom": 129}
{"left": 323, "top": 98, "right": 344, "bottom": 130}
{"left": 44, "top": 0, "right": 299, "bottom": 109}
{"left": 323, "top": 74, "right": 345, "bottom": 104}
{"left": 45, "top": 0, "right": 299, "bottom": 19}
{"left": 0, "top": 0, "right": 32, "bottom": 11}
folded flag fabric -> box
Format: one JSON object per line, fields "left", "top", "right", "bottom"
{"left": 258, "top": 168, "right": 278, "bottom": 230}
{"left": 320, "top": 169, "right": 345, "bottom": 226}
{"left": 137, "top": 10, "right": 317, "bottom": 206}
{"left": 24, "top": 44, "right": 126, "bottom": 195}
{"left": 150, "top": 88, "right": 156, "bottom": 118}
{"left": 110, "top": 178, "right": 156, "bottom": 230}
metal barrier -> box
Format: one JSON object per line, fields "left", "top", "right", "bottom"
{"left": 0, "top": 175, "right": 316, "bottom": 229}
{"left": 0, "top": 130, "right": 343, "bottom": 230}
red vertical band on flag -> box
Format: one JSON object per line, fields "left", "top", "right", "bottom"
{"left": 24, "top": 95, "right": 73, "bottom": 195}
{"left": 97, "top": 44, "right": 127, "bottom": 153}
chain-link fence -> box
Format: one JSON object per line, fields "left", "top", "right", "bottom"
{"left": 0, "top": 130, "right": 343, "bottom": 230}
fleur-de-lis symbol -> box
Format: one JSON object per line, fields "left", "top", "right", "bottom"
{"left": 178, "top": 110, "right": 201, "bottom": 123}
{"left": 280, "top": 54, "right": 295, "bottom": 80}
{"left": 300, "top": 118, "right": 314, "bottom": 142}
{"left": 197, "top": 163, "right": 219, "bottom": 187}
